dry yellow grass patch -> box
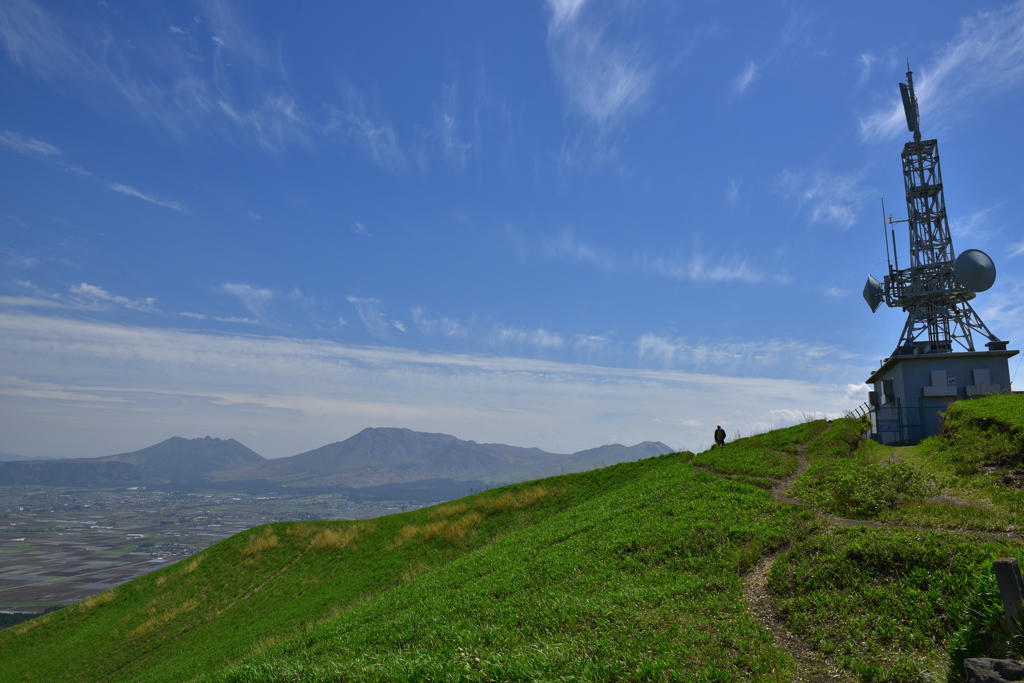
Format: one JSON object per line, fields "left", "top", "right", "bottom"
{"left": 310, "top": 521, "right": 375, "bottom": 552}
{"left": 428, "top": 502, "right": 468, "bottom": 519}
{"left": 390, "top": 484, "right": 558, "bottom": 548}
{"left": 444, "top": 512, "right": 482, "bottom": 541}
{"left": 130, "top": 597, "right": 200, "bottom": 637}
{"left": 474, "top": 484, "right": 550, "bottom": 512}
{"left": 76, "top": 589, "right": 118, "bottom": 614}
{"left": 392, "top": 513, "right": 482, "bottom": 547}
{"left": 242, "top": 527, "right": 279, "bottom": 558}
{"left": 415, "top": 520, "right": 448, "bottom": 542}
{"left": 160, "top": 554, "right": 203, "bottom": 586}
{"left": 392, "top": 524, "right": 421, "bottom": 548}
{"left": 286, "top": 523, "right": 317, "bottom": 539}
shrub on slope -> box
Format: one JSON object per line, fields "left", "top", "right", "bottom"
{"left": 791, "top": 419, "right": 936, "bottom": 519}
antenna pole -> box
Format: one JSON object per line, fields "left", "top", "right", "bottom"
{"left": 881, "top": 198, "right": 892, "bottom": 273}
{"left": 891, "top": 226, "right": 899, "bottom": 271}
{"left": 906, "top": 64, "right": 921, "bottom": 142}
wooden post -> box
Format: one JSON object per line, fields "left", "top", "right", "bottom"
{"left": 993, "top": 557, "right": 1024, "bottom": 633}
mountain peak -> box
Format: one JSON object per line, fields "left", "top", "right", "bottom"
{"left": 103, "top": 436, "right": 264, "bottom": 481}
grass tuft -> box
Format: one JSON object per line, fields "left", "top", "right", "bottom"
{"left": 241, "top": 527, "right": 279, "bottom": 558}
{"left": 310, "top": 521, "right": 375, "bottom": 551}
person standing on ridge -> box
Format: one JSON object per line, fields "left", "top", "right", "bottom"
{"left": 714, "top": 425, "right": 726, "bottom": 448}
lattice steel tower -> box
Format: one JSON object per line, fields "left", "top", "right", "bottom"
{"left": 863, "top": 67, "right": 1004, "bottom": 355}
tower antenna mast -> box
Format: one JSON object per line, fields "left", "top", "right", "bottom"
{"left": 861, "top": 62, "right": 1016, "bottom": 446}
{"left": 868, "top": 65, "right": 1001, "bottom": 354}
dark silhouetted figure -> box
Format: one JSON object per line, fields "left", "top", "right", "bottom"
{"left": 714, "top": 425, "right": 726, "bottom": 448}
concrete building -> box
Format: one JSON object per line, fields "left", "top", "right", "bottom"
{"left": 866, "top": 346, "right": 1017, "bottom": 444}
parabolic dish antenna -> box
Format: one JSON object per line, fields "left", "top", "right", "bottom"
{"left": 863, "top": 275, "right": 884, "bottom": 313}
{"left": 954, "top": 249, "right": 996, "bottom": 292}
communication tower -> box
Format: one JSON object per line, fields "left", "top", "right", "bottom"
{"left": 862, "top": 66, "right": 1017, "bottom": 444}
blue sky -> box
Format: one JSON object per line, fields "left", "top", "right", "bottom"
{"left": 2, "top": 0, "right": 1024, "bottom": 459}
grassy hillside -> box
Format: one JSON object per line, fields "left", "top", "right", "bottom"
{"left": 4, "top": 395, "right": 1024, "bottom": 682}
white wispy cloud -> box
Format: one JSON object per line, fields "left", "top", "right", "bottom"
{"left": 0, "top": 312, "right": 868, "bottom": 458}
{"left": 636, "top": 334, "right": 855, "bottom": 376}
{"left": 411, "top": 307, "right": 437, "bottom": 335}
{"left": 732, "top": 61, "right": 759, "bottom": 96}
{"left": 1011, "top": 242, "right": 1024, "bottom": 258}
{"left": 0, "top": 128, "right": 91, "bottom": 176}
{"left": 860, "top": 2, "right": 1024, "bottom": 141}
{"left": 215, "top": 316, "right": 259, "bottom": 325}
{"left": 2, "top": 247, "right": 38, "bottom": 268}
{"left": 247, "top": 93, "right": 311, "bottom": 154}
{"left": 950, "top": 205, "right": 1000, "bottom": 243}
{"left": 220, "top": 283, "right": 274, "bottom": 318}
{"left": 69, "top": 283, "right": 157, "bottom": 312}
{"left": 548, "top": 0, "right": 589, "bottom": 29}
{"left": 0, "top": 295, "right": 69, "bottom": 309}
{"left": 644, "top": 251, "right": 765, "bottom": 284}
{"left": 778, "top": 168, "right": 869, "bottom": 230}
{"left": 491, "top": 325, "right": 566, "bottom": 349}
{"left": 346, "top": 295, "right": 392, "bottom": 338}
{"left": 544, "top": 230, "right": 615, "bottom": 271}
{"left": 435, "top": 84, "right": 471, "bottom": 170}
{"left": 441, "top": 317, "right": 469, "bottom": 338}
{"left": 327, "top": 89, "right": 406, "bottom": 172}
{"left": 728, "top": 9, "right": 816, "bottom": 101}
{"left": 855, "top": 53, "right": 875, "bottom": 90}
{"left": 1, "top": 129, "right": 184, "bottom": 209}
{"left": 0, "top": 129, "right": 61, "bottom": 156}
{"left": 545, "top": 0, "right": 652, "bottom": 128}
{"left": 0, "top": 0, "right": 82, "bottom": 78}
{"left": 108, "top": 183, "right": 186, "bottom": 212}
{"left": 413, "top": 308, "right": 471, "bottom": 339}
{"left": 0, "top": 0, "right": 310, "bottom": 151}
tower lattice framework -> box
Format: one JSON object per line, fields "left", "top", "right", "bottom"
{"left": 881, "top": 72, "right": 999, "bottom": 354}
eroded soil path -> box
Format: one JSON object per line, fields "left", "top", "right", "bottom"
{"left": 737, "top": 422, "right": 857, "bottom": 682}
{"left": 732, "top": 422, "right": 1024, "bottom": 682}
{"left": 742, "top": 550, "right": 855, "bottom": 683}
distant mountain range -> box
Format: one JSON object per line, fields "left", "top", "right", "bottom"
{"left": 0, "top": 451, "right": 53, "bottom": 461}
{"left": 0, "top": 430, "right": 674, "bottom": 490}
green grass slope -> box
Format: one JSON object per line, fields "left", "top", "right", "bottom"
{"left": 207, "top": 461, "right": 817, "bottom": 683}
{"left": 0, "top": 453, "right": 818, "bottom": 682}
{"left": 6, "top": 398, "right": 1024, "bottom": 683}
